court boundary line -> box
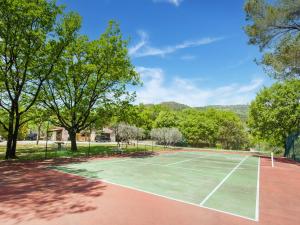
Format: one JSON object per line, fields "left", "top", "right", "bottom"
{"left": 199, "top": 156, "right": 249, "bottom": 206}
{"left": 50, "top": 167, "right": 257, "bottom": 222}
{"left": 255, "top": 157, "right": 261, "bottom": 221}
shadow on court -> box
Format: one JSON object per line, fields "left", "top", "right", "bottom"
{"left": 0, "top": 160, "right": 106, "bottom": 224}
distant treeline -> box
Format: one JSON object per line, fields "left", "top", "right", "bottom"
{"left": 119, "top": 103, "right": 250, "bottom": 150}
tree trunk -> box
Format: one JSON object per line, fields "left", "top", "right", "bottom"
{"left": 10, "top": 115, "right": 20, "bottom": 158}
{"left": 5, "top": 111, "right": 15, "bottom": 159}
{"left": 36, "top": 124, "right": 41, "bottom": 145}
{"left": 5, "top": 134, "right": 13, "bottom": 159}
{"left": 69, "top": 130, "right": 78, "bottom": 151}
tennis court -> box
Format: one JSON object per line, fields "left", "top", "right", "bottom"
{"left": 53, "top": 151, "right": 260, "bottom": 221}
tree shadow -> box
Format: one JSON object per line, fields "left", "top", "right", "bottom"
{"left": 127, "top": 151, "right": 158, "bottom": 158}
{"left": 0, "top": 160, "right": 106, "bottom": 224}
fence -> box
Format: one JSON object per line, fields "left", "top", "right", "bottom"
{"left": 285, "top": 132, "right": 300, "bottom": 162}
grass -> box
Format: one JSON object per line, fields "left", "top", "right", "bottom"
{"left": 0, "top": 141, "right": 272, "bottom": 162}
{"left": 0, "top": 142, "right": 162, "bottom": 161}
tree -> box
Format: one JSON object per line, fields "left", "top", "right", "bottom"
{"left": 129, "top": 104, "right": 166, "bottom": 136}
{"left": 154, "top": 110, "right": 178, "bottom": 128}
{"left": 43, "top": 21, "right": 139, "bottom": 151}
{"left": 0, "top": 0, "right": 81, "bottom": 159}
{"left": 206, "top": 109, "right": 249, "bottom": 150}
{"left": 150, "top": 127, "right": 182, "bottom": 147}
{"left": 178, "top": 109, "right": 218, "bottom": 147}
{"left": 113, "top": 123, "right": 134, "bottom": 147}
{"left": 218, "top": 119, "right": 248, "bottom": 150}
{"left": 248, "top": 79, "right": 300, "bottom": 147}
{"left": 133, "top": 126, "right": 145, "bottom": 149}
{"left": 27, "top": 107, "right": 52, "bottom": 145}
{"left": 165, "top": 128, "right": 183, "bottom": 146}
{"left": 244, "top": 0, "right": 300, "bottom": 79}
{"left": 150, "top": 128, "right": 168, "bottom": 146}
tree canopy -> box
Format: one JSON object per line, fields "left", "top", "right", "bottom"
{"left": 43, "top": 21, "right": 139, "bottom": 151}
{"left": 248, "top": 79, "right": 300, "bottom": 147}
{"left": 244, "top": 0, "right": 300, "bottom": 79}
{"left": 0, "top": 0, "right": 81, "bottom": 158}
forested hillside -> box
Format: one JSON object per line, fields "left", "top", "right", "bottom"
{"left": 145, "top": 102, "right": 249, "bottom": 121}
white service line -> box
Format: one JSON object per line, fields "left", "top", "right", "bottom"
{"left": 165, "top": 155, "right": 208, "bottom": 166}
{"left": 200, "top": 156, "right": 249, "bottom": 206}
{"left": 255, "top": 157, "right": 261, "bottom": 221}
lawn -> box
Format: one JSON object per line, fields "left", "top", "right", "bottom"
{"left": 0, "top": 142, "right": 162, "bottom": 161}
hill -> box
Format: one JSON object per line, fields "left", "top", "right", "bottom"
{"left": 145, "top": 102, "right": 249, "bottom": 120}
{"left": 196, "top": 105, "right": 249, "bottom": 121}
{"left": 158, "top": 101, "right": 190, "bottom": 111}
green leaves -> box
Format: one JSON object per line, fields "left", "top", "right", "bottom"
{"left": 244, "top": 0, "right": 300, "bottom": 79}
{"left": 177, "top": 109, "right": 248, "bottom": 149}
{"left": 154, "top": 110, "right": 178, "bottom": 128}
{"left": 43, "top": 20, "right": 139, "bottom": 144}
{"left": 0, "top": 0, "right": 81, "bottom": 157}
{"left": 248, "top": 79, "right": 300, "bottom": 147}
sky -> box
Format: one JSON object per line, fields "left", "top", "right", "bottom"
{"left": 57, "top": 0, "right": 273, "bottom": 107}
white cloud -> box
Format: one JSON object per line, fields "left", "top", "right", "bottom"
{"left": 128, "top": 30, "right": 148, "bottom": 56}
{"left": 129, "top": 31, "right": 223, "bottom": 58}
{"left": 153, "top": 0, "right": 183, "bottom": 7}
{"left": 135, "top": 66, "right": 264, "bottom": 106}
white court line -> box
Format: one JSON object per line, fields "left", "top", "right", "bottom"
{"left": 200, "top": 156, "right": 249, "bottom": 206}
{"left": 165, "top": 155, "right": 208, "bottom": 166}
{"left": 255, "top": 157, "right": 261, "bottom": 221}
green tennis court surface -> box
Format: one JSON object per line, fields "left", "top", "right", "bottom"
{"left": 53, "top": 151, "right": 260, "bottom": 221}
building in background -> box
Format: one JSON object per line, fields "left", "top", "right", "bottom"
{"left": 49, "top": 127, "right": 115, "bottom": 142}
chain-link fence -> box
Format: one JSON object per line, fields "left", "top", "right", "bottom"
{"left": 285, "top": 132, "right": 300, "bottom": 162}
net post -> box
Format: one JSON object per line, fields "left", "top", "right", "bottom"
{"left": 271, "top": 152, "right": 274, "bottom": 168}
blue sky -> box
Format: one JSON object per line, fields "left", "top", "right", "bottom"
{"left": 58, "top": 0, "right": 273, "bottom": 106}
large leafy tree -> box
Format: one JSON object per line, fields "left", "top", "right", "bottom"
{"left": 153, "top": 110, "right": 178, "bottom": 128}
{"left": 43, "top": 21, "right": 139, "bottom": 151}
{"left": 178, "top": 109, "right": 218, "bottom": 147}
{"left": 217, "top": 113, "right": 248, "bottom": 150}
{"left": 248, "top": 80, "right": 300, "bottom": 147}
{"left": 0, "top": 0, "right": 81, "bottom": 159}
{"left": 133, "top": 104, "right": 166, "bottom": 134}
{"left": 244, "top": 0, "right": 300, "bottom": 79}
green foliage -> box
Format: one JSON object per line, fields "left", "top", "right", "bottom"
{"left": 244, "top": 0, "right": 300, "bottom": 79}
{"left": 197, "top": 105, "right": 249, "bottom": 121}
{"left": 178, "top": 109, "right": 218, "bottom": 147}
{"left": 155, "top": 101, "right": 190, "bottom": 111}
{"left": 130, "top": 104, "right": 167, "bottom": 134}
{"left": 154, "top": 110, "right": 178, "bottom": 128}
{"left": 217, "top": 116, "right": 249, "bottom": 150}
{"left": 248, "top": 79, "right": 300, "bottom": 147}
{"left": 0, "top": 0, "right": 81, "bottom": 158}
{"left": 121, "top": 103, "right": 249, "bottom": 150}
{"left": 177, "top": 108, "right": 249, "bottom": 149}
{"left": 43, "top": 21, "right": 139, "bottom": 150}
